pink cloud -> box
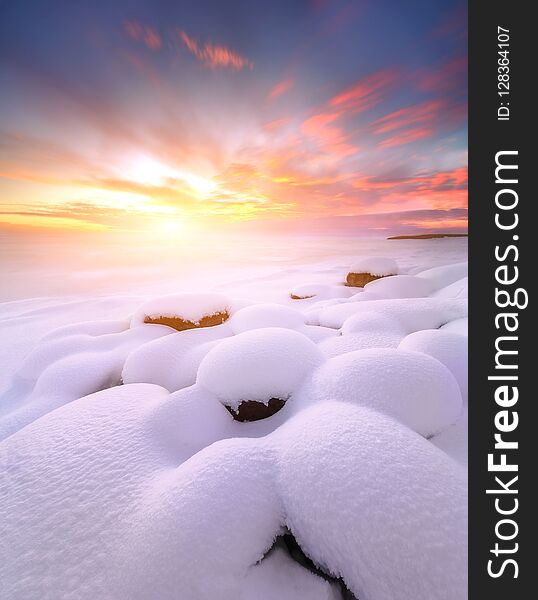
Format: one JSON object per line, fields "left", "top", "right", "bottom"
{"left": 179, "top": 31, "right": 253, "bottom": 71}
{"left": 329, "top": 69, "right": 397, "bottom": 114}
{"left": 263, "top": 117, "right": 292, "bottom": 131}
{"left": 123, "top": 21, "right": 162, "bottom": 51}
{"left": 374, "top": 99, "right": 446, "bottom": 134}
{"left": 301, "top": 112, "right": 358, "bottom": 158}
{"left": 417, "top": 56, "right": 467, "bottom": 93}
{"left": 269, "top": 79, "right": 294, "bottom": 99}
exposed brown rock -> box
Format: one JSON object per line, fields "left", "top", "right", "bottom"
{"left": 345, "top": 272, "right": 387, "bottom": 287}
{"left": 143, "top": 310, "right": 229, "bottom": 331}
{"left": 290, "top": 293, "right": 315, "bottom": 300}
{"left": 225, "top": 397, "right": 286, "bottom": 422}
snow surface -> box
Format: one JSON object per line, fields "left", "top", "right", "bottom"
{"left": 289, "top": 283, "right": 353, "bottom": 302}
{"left": 0, "top": 239, "right": 468, "bottom": 600}
{"left": 348, "top": 256, "right": 399, "bottom": 276}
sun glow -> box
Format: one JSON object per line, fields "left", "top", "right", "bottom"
{"left": 123, "top": 155, "right": 217, "bottom": 196}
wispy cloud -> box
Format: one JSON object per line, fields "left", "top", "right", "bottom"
{"left": 179, "top": 31, "right": 253, "bottom": 71}
{"left": 268, "top": 78, "right": 294, "bottom": 99}
{"left": 301, "top": 112, "right": 358, "bottom": 158}
{"left": 329, "top": 69, "right": 397, "bottom": 114}
{"left": 123, "top": 21, "right": 162, "bottom": 50}
{"left": 372, "top": 98, "right": 465, "bottom": 148}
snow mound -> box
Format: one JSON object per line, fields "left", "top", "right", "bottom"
{"left": 317, "top": 298, "right": 468, "bottom": 331}
{"left": 230, "top": 303, "right": 305, "bottom": 334}
{"left": 0, "top": 383, "right": 172, "bottom": 599}
{"left": 0, "top": 389, "right": 466, "bottom": 600}
{"left": 431, "top": 276, "right": 468, "bottom": 299}
{"left": 348, "top": 256, "right": 399, "bottom": 277}
{"left": 297, "top": 348, "right": 462, "bottom": 437}
{"left": 197, "top": 327, "right": 324, "bottom": 409}
{"left": 364, "top": 274, "right": 434, "bottom": 299}
{"left": 415, "top": 261, "right": 468, "bottom": 289}
{"left": 431, "top": 408, "right": 468, "bottom": 465}
{"left": 131, "top": 292, "right": 232, "bottom": 329}
{"left": 241, "top": 543, "right": 342, "bottom": 600}
{"left": 441, "top": 317, "right": 468, "bottom": 336}
{"left": 340, "top": 311, "right": 405, "bottom": 336}
{"left": 122, "top": 324, "right": 233, "bottom": 392}
{"left": 273, "top": 402, "right": 467, "bottom": 600}
{"left": 41, "top": 319, "right": 129, "bottom": 341}
{"left": 399, "top": 330, "right": 468, "bottom": 402}
{"left": 0, "top": 325, "right": 171, "bottom": 440}
{"left": 318, "top": 331, "right": 403, "bottom": 357}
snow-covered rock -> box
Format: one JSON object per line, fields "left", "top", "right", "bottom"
{"left": 364, "top": 274, "right": 434, "bottom": 299}
{"left": 197, "top": 327, "right": 325, "bottom": 417}
{"left": 230, "top": 303, "right": 305, "bottom": 334}
{"left": 272, "top": 402, "right": 467, "bottom": 600}
{"left": 318, "top": 330, "right": 403, "bottom": 357}
{"left": 122, "top": 324, "right": 233, "bottom": 391}
{"left": 297, "top": 348, "right": 462, "bottom": 437}
{"left": 346, "top": 257, "right": 399, "bottom": 287}
{"left": 131, "top": 292, "right": 233, "bottom": 330}
{"left": 441, "top": 317, "right": 468, "bottom": 336}
{"left": 348, "top": 256, "right": 399, "bottom": 277}
{"left": 415, "top": 261, "right": 468, "bottom": 290}
{"left": 317, "top": 298, "right": 468, "bottom": 332}
{"left": 399, "top": 329, "right": 468, "bottom": 402}
{"left": 340, "top": 311, "right": 405, "bottom": 336}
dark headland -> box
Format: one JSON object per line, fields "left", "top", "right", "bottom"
{"left": 387, "top": 233, "right": 468, "bottom": 240}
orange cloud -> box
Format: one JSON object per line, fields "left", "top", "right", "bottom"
{"left": 124, "top": 21, "right": 162, "bottom": 51}
{"left": 269, "top": 78, "right": 294, "bottom": 99}
{"left": 179, "top": 31, "right": 253, "bottom": 71}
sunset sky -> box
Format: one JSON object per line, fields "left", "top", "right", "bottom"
{"left": 0, "top": 0, "right": 467, "bottom": 236}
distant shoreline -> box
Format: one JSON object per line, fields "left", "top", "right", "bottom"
{"left": 387, "top": 233, "right": 469, "bottom": 240}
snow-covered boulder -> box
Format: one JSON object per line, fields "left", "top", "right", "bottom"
{"left": 441, "top": 317, "right": 468, "bottom": 336}
{"left": 415, "top": 261, "right": 468, "bottom": 290}
{"left": 317, "top": 298, "right": 468, "bottom": 331}
{"left": 364, "top": 274, "right": 434, "bottom": 299}
{"left": 431, "top": 277, "right": 468, "bottom": 299}
{"left": 399, "top": 330, "right": 468, "bottom": 402}
{"left": 345, "top": 256, "right": 398, "bottom": 287}
{"left": 0, "top": 324, "right": 171, "bottom": 441}
{"left": 340, "top": 311, "right": 405, "bottom": 336}
{"left": 230, "top": 303, "right": 305, "bottom": 334}
{"left": 122, "top": 324, "right": 233, "bottom": 391}
{"left": 131, "top": 292, "right": 232, "bottom": 331}
{"left": 197, "top": 327, "right": 324, "bottom": 421}
{"left": 318, "top": 330, "right": 403, "bottom": 357}
{"left": 297, "top": 348, "right": 462, "bottom": 437}
{"left": 272, "top": 402, "right": 467, "bottom": 600}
